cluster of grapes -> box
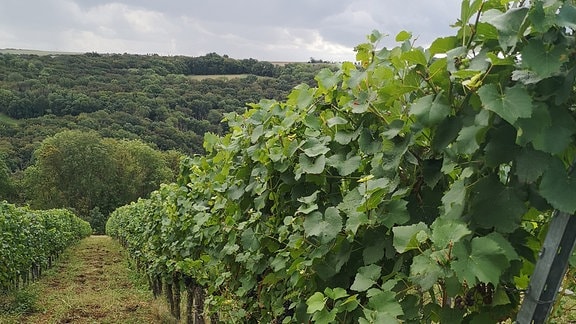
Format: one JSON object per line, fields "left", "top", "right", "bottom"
{"left": 454, "top": 283, "right": 495, "bottom": 309}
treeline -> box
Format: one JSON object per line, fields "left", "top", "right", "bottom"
{"left": 0, "top": 52, "right": 329, "bottom": 171}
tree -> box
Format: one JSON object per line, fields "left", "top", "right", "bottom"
{"left": 24, "top": 130, "right": 176, "bottom": 233}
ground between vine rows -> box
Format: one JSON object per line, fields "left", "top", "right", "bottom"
{"left": 0, "top": 236, "right": 173, "bottom": 324}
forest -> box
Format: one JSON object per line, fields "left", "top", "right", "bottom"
{"left": 0, "top": 51, "right": 330, "bottom": 230}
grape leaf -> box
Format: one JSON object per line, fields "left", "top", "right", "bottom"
{"left": 454, "top": 125, "right": 485, "bottom": 155}
{"left": 303, "top": 208, "right": 343, "bottom": 243}
{"left": 307, "top": 292, "right": 326, "bottom": 313}
{"left": 482, "top": 8, "right": 528, "bottom": 50}
{"left": 521, "top": 40, "right": 567, "bottom": 78}
{"left": 429, "top": 37, "right": 457, "bottom": 55}
{"left": 395, "top": 30, "right": 412, "bottom": 42}
{"left": 410, "top": 252, "right": 446, "bottom": 290}
{"left": 532, "top": 106, "right": 576, "bottom": 154}
{"left": 432, "top": 116, "right": 462, "bottom": 152}
{"left": 365, "top": 289, "right": 403, "bottom": 318}
{"left": 514, "top": 102, "right": 551, "bottom": 146}
{"left": 558, "top": 3, "right": 576, "bottom": 29}
{"left": 451, "top": 237, "right": 510, "bottom": 285}
{"left": 302, "top": 137, "right": 330, "bottom": 157}
{"left": 514, "top": 148, "right": 551, "bottom": 183}
{"left": 430, "top": 217, "right": 471, "bottom": 249}
{"left": 469, "top": 176, "right": 526, "bottom": 233}
{"left": 392, "top": 222, "right": 430, "bottom": 253}
{"left": 539, "top": 158, "right": 576, "bottom": 214}
{"left": 377, "top": 199, "right": 410, "bottom": 228}
{"left": 299, "top": 153, "right": 326, "bottom": 174}
{"left": 410, "top": 94, "right": 450, "bottom": 127}
{"left": 315, "top": 68, "right": 340, "bottom": 90}
{"left": 478, "top": 84, "right": 532, "bottom": 125}
{"left": 328, "top": 153, "right": 361, "bottom": 176}
{"left": 484, "top": 123, "right": 519, "bottom": 167}
{"left": 351, "top": 264, "right": 381, "bottom": 292}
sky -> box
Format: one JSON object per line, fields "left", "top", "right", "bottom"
{"left": 0, "top": 0, "right": 463, "bottom": 62}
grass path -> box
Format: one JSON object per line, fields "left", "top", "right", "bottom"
{"left": 1, "top": 236, "right": 168, "bottom": 324}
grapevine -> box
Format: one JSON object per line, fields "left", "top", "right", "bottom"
{"left": 0, "top": 203, "right": 92, "bottom": 292}
{"left": 107, "top": 0, "right": 576, "bottom": 322}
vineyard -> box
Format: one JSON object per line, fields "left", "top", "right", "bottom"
{"left": 105, "top": 0, "right": 576, "bottom": 323}
{"left": 0, "top": 202, "right": 92, "bottom": 292}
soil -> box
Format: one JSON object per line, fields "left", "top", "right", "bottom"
{"left": 1, "top": 236, "right": 165, "bottom": 324}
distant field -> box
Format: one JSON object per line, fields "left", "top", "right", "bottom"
{"left": 0, "top": 48, "right": 82, "bottom": 56}
{"left": 187, "top": 74, "right": 273, "bottom": 81}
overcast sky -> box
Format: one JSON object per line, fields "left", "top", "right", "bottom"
{"left": 0, "top": 0, "right": 463, "bottom": 62}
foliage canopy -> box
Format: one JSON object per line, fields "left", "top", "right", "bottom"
{"left": 104, "top": 0, "right": 574, "bottom": 322}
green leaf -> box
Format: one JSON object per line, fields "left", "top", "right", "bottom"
{"left": 482, "top": 8, "right": 528, "bottom": 50}
{"left": 429, "top": 37, "right": 457, "bottom": 55}
{"left": 366, "top": 288, "right": 403, "bottom": 317}
{"left": 532, "top": 106, "right": 576, "bottom": 154}
{"left": 351, "top": 264, "right": 381, "bottom": 292}
{"left": 451, "top": 236, "right": 510, "bottom": 285}
{"left": 539, "top": 158, "right": 576, "bottom": 214}
{"left": 307, "top": 292, "right": 326, "bottom": 313}
{"left": 515, "top": 148, "right": 551, "bottom": 183}
{"left": 478, "top": 84, "right": 533, "bottom": 125}
{"left": 241, "top": 228, "right": 259, "bottom": 251}
{"left": 485, "top": 232, "right": 519, "bottom": 262}
{"left": 377, "top": 199, "right": 410, "bottom": 228}
{"left": 454, "top": 125, "right": 485, "bottom": 155}
{"left": 432, "top": 116, "right": 462, "bottom": 152}
{"left": 303, "top": 208, "right": 342, "bottom": 243}
{"left": 441, "top": 179, "right": 466, "bottom": 219}
{"left": 422, "top": 158, "right": 443, "bottom": 189}
{"left": 402, "top": 49, "right": 427, "bottom": 66}
{"left": 410, "top": 252, "right": 446, "bottom": 290}
{"left": 431, "top": 217, "right": 471, "bottom": 249}
{"left": 521, "top": 40, "right": 567, "bottom": 79}
{"left": 514, "top": 102, "right": 552, "bottom": 146}
{"left": 324, "top": 287, "right": 348, "bottom": 300}
{"left": 339, "top": 188, "right": 367, "bottom": 234}
{"left": 392, "top": 222, "right": 430, "bottom": 253}
{"left": 299, "top": 153, "right": 326, "bottom": 174}
{"left": 315, "top": 68, "right": 340, "bottom": 90}
{"left": 558, "top": 3, "right": 576, "bottom": 29}
{"left": 363, "top": 239, "right": 387, "bottom": 264}
{"left": 395, "top": 30, "right": 412, "bottom": 42}
{"left": 288, "top": 84, "right": 315, "bottom": 109}
{"left": 328, "top": 153, "right": 361, "bottom": 177}
{"left": 469, "top": 176, "right": 526, "bottom": 233}
{"left": 301, "top": 137, "right": 330, "bottom": 157}
{"left": 529, "top": 1, "right": 556, "bottom": 33}
{"left": 484, "top": 123, "right": 519, "bottom": 167}
{"left": 326, "top": 116, "right": 348, "bottom": 127}
{"left": 460, "top": 0, "right": 483, "bottom": 24}
{"left": 410, "top": 93, "right": 450, "bottom": 127}
{"left": 312, "top": 308, "right": 337, "bottom": 324}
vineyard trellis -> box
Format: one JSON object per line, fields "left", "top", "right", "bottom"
{"left": 107, "top": 0, "right": 576, "bottom": 322}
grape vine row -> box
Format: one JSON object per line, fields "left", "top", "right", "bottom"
{"left": 0, "top": 202, "right": 92, "bottom": 292}
{"left": 107, "top": 0, "right": 576, "bottom": 322}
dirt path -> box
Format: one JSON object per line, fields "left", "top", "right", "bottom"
{"left": 1, "top": 236, "right": 165, "bottom": 324}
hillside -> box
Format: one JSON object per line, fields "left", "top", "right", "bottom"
{"left": 0, "top": 52, "right": 331, "bottom": 203}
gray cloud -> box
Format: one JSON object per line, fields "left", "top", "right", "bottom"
{"left": 0, "top": 0, "right": 462, "bottom": 61}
